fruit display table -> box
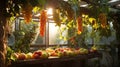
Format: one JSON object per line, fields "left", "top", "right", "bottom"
{"left": 9, "top": 52, "right": 102, "bottom": 67}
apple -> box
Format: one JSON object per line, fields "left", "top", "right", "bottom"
{"left": 63, "top": 50, "right": 67, "bottom": 56}
{"left": 18, "top": 53, "right": 26, "bottom": 60}
{"left": 26, "top": 52, "right": 33, "bottom": 59}
{"left": 74, "top": 50, "right": 80, "bottom": 55}
{"left": 58, "top": 51, "right": 63, "bottom": 57}
{"left": 55, "top": 48, "right": 62, "bottom": 52}
{"left": 64, "top": 48, "right": 72, "bottom": 51}
{"left": 66, "top": 50, "right": 75, "bottom": 56}
{"left": 32, "top": 51, "right": 42, "bottom": 59}
{"left": 79, "top": 48, "right": 88, "bottom": 54}
{"left": 41, "top": 51, "right": 49, "bottom": 59}
{"left": 84, "top": 49, "right": 88, "bottom": 54}
{"left": 32, "top": 53, "right": 40, "bottom": 59}
{"left": 57, "top": 50, "right": 66, "bottom": 57}
{"left": 46, "top": 48, "right": 54, "bottom": 53}
{"left": 11, "top": 53, "right": 19, "bottom": 60}
{"left": 50, "top": 51, "right": 58, "bottom": 56}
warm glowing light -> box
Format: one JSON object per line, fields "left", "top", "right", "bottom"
{"left": 48, "top": 16, "right": 53, "bottom": 19}
{"left": 49, "top": 23, "right": 68, "bottom": 44}
{"left": 63, "top": 0, "right": 68, "bottom": 1}
{"left": 108, "top": 0, "right": 119, "bottom": 3}
{"left": 80, "top": 4, "right": 88, "bottom": 7}
{"left": 47, "top": 8, "right": 53, "bottom": 15}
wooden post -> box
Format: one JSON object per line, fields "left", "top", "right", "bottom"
{"left": 0, "top": 0, "right": 7, "bottom": 67}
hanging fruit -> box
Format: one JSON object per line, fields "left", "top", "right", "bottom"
{"left": 22, "top": 3, "right": 33, "bottom": 24}
{"left": 77, "top": 16, "right": 83, "bottom": 34}
{"left": 39, "top": 10, "right": 47, "bottom": 37}
{"left": 53, "top": 9, "right": 61, "bottom": 26}
{"left": 99, "top": 13, "right": 107, "bottom": 28}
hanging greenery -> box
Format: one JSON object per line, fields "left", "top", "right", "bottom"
{"left": 5, "top": 0, "right": 113, "bottom": 49}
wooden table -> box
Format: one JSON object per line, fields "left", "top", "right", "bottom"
{"left": 9, "top": 52, "right": 102, "bottom": 67}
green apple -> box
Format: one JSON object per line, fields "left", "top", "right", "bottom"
{"left": 26, "top": 52, "right": 33, "bottom": 59}
{"left": 11, "top": 53, "right": 19, "bottom": 60}
{"left": 66, "top": 50, "right": 74, "bottom": 56}
{"left": 41, "top": 51, "right": 49, "bottom": 59}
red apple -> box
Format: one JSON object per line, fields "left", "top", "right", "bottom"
{"left": 32, "top": 51, "right": 42, "bottom": 59}
{"left": 18, "top": 53, "right": 26, "bottom": 60}
{"left": 62, "top": 51, "right": 67, "bottom": 56}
